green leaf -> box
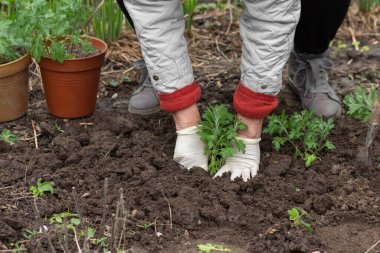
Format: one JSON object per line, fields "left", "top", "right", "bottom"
{"left": 109, "top": 80, "right": 119, "bottom": 87}
{"left": 324, "top": 141, "right": 335, "bottom": 150}
{"left": 70, "top": 218, "right": 81, "bottom": 226}
{"left": 197, "top": 243, "right": 231, "bottom": 253}
{"left": 87, "top": 227, "right": 95, "bottom": 238}
{"left": 30, "top": 179, "right": 54, "bottom": 197}
{"left": 272, "top": 137, "right": 287, "bottom": 151}
{"left": 0, "top": 129, "right": 17, "bottom": 145}
{"left": 197, "top": 104, "right": 247, "bottom": 175}
{"left": 343, "top": 86, "right": 376, "bottom": 123}
{"left": 287, "top": 208, "right": 299, "bottom": 221}
{"left": 305, "top": 154, "right": 317, "bottom": 167}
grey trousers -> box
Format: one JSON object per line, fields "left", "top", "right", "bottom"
{"left": 123, "top": 0, "right": 300, "bottom": 95}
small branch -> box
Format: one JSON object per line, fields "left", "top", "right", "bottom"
{"left": 100, "top": 178, "right": 109, "bottom": 237}
{"left": 31, "top": 120, "right": 39, "bottom": 150}
{"left": 365, "top": 238, "right": 380, "bottom": 253}
{"left": 225, "top": 0, "right": 233, "bottom": 35}
{"left": 62, "top": 218, "right": 69, "bottom": 253}
{"left": 73, "top": 229, "right": 83, "bottom": 253}
{"left": 72, "top": 187, "right": 84, "bottom": 231}
{"left": 159, "top": 185, "right": 173, "bottom": 230}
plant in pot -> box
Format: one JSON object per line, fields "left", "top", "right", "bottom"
{"left": 15, "top": 0, "right": 108, "bottom": 118}
{"left": 0, "top": 5, "right": 31, "bottom": 122}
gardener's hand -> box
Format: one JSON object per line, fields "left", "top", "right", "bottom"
{"left": 214, "top": 137, "right": 260, "bottom": 182}
{"left": 173, "top": 126, "right": 208, "bottom": 171}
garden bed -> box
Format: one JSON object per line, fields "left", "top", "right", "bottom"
{"left": 1, "top": 7, "right": 380, "bottom": 253}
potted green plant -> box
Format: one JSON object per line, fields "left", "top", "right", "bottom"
{"left": 16, "top": 0, "right": 108, "bottom": 118}
{"left": 0, "top": 6, "right": 30, "bottom": 122}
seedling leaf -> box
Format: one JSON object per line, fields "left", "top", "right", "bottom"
{"left": 0, "top": 129, "right": 17, "bottom": 145}
{"left": 30, "top": 178, "right": 54, "bottom": 197}
{"left": 197, "top": 243, "right": 232, "bottom": 253}
{"left": 264, "top": 110, "right": 335, "bottom": 167}
{"left": 197, "top": 104, "right": 247, "bottom": 175}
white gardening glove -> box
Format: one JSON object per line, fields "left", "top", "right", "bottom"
{"left": 214, "top": 137, "right": 260, "bottom": 182}
{"left": 173, "top": 126, "right": 208, "bottom": 171}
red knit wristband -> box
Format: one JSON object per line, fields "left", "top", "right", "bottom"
{"left": 158, "top": 81, "right": 201, "bottom": 112}
{"left": 233, "top": 83, "right": 278, "bottom": 118}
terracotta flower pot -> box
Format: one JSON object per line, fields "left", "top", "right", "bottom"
{"left": 0, "top": 54, "right": 31, "bottom": 122}
{"left": 39, "top": 37, "right": 108, "bottom": 119}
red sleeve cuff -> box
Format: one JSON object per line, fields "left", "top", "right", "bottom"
{"left": 233, "top": 83, "right": 278, "bottom": 118}
{"left": 158, "top": 81, "right": 201, "bottom": 112}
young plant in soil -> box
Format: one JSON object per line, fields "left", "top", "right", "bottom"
{"left": 0, "top": 129, "right": 18, "bottom": 145}
{"left": 13, "top": 0, "right": 95, "bottom": 63}
{"left": 343, "top": 86, "right": 377, "bottom": 123}
{"left": 197, "top": 243, "right": 232, "bottom": 253}
{"left": 30, "top": 178, "right": 54, "bottom": 197}
{"left": 197, "top": 104, "right": 247, "bottom": 176}
{"left": 288, "top": 207, "right": 313, "bottom": 233}
{"left": 264, "top": 110, "right": 335, "bottom": 167}
{"left": 0, "top": 18, "right": 23, "bottom": 64}
{"left": 0, "top": 1, "right": 29, "bottom": 64}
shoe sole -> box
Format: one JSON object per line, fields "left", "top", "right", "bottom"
{"left": 288, "top": 77, "right": 342, "bottom": 119}
{"left": 128, "top": 104, "right": 161, "bottom": 115}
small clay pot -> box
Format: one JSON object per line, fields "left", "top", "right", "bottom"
{"left": 0, "top": 54, "right": 30, "bottom": 122}
{"left": 39, "top": 37, "right": 108, "bottom": 119}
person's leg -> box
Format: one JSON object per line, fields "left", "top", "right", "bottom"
{"left": 123, "top": 0, "right": 207, "bottom": 170}
{"left": 288, "top": 0, "right": 351, "bottom": 118}
{"left": 214, "top": 0, "right": 301, "bottom": 182}
{"left": 117, "top": 0, "right": 160, "bottom": 115}
{"left": 237, "top": 0, "right": 301, "bottom": 135}
{"left": 295, "top": 0, "right": 351, "bottom": 54}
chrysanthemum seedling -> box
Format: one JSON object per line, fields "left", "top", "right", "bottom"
{"left": 288, "top": 207, "right": 313, "bottom": 233}
{"left": 264, "top": 110, "right": 335, "bottom": 167}
{"left": 343, "top": 86, "right": 377, "bottom": 123}
{"left": 30, "top": 178, "right": 54, "bottom": 197}
{"left": 50, "top": 212, "right": 80, "bottom": 230}
{"left": 0, "top": 129, "right": 17, "bottom": 145}
{"left": 136, "top": 222, "right": 154, "bottom": 230}
{"left": 197, "top": 243, "right": 231, "bottom": 253}
{"left": 197, "top": 104, "right": 247, "bottom": 176}
{"left": 54, "top": 122, "right": 64, "bottom": 133}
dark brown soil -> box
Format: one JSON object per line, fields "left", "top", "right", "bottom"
{"left": 1, "top": 8, "right": 380, "bottom": 253}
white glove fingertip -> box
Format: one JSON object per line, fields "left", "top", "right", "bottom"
{"left": 213, "top": 166, "right": 230, "bottom": 179}
{"left": 230, "top": 168, "right": 241, "bottom": 181}
{"left": 241, "top": 168, "right": 251, "bottom": 182}
{"left": 251, "top": 164, "right": 259, "bottom": 178}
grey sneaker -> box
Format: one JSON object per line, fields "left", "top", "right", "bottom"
{"left": 288, "top": 50, "right": 341, "bottom": 118}
{"left": 128, "top": 59, "right": 160, "bottom": 115}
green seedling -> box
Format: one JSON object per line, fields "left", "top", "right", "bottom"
{"left": 183, "top": 0, "right": 198, "bottom": 35}
{"left": 136, "top": 222, "right": 154, "bottom": 230}
{"left": 197, "top": 104, "right": 247, "bottom": 176}
{"left": 6, "top": 242, "right": 26, "bottom": 253}
{"left": 197, "top": 243, "right": 231, "bottom": 253}
{"left": 109, "top": 79, "right": 119, "bottom": 88}
{"left": 122, "top": 76, "right": 130, "bottom": 83}
{"left": 343, "top": 86, "right": 376, "bottom": 123}
{"left": 0, "top": 128, "right": 17, "bottom": 145}
{"left": 78, "top": 226, "right": 95, "bottom": 239}
{"left": 30, "top": 178, "right": 54, "bottom": 197}
{"left": 264, "top": 110, "right": 335, "bottom": 167}
{"left": 54, "top": 122, "right": 64, "bottom": 133}
{"left": 288, "top": 207, "right": 313, "bottom": 233}
{"left": 91, "top": 236, "right": 108, "bottom": 247}
{"left": 23, "top": 229, "right": 40, "bottom": 240}
{"left": 50, "top": 211, "right": 80, "bottom": 230}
